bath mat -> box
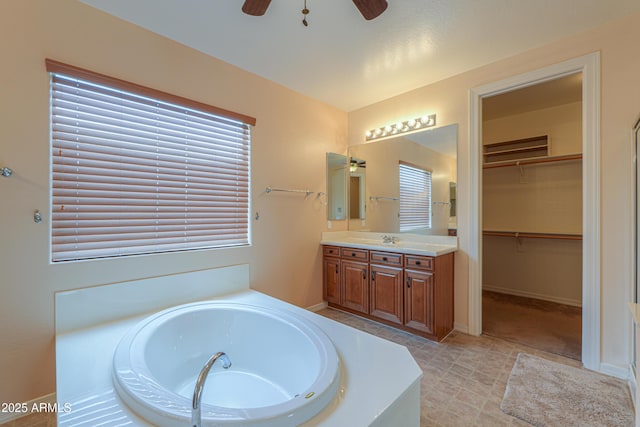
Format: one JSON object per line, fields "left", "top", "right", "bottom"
{"left": 500, "top": 353, "right": 634, "bottom": 427}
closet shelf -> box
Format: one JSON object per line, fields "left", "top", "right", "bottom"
{"left": 483, "top": 230, "right": 582, "bottom": 241}
{"left": 483, "top": 144, "right": 549, "bottom": 157}
{"left": 482, "top": 153, "right": 582, "bottom": 169}
{"left": 483, "top": 135, "right": 549, "bottom": 164}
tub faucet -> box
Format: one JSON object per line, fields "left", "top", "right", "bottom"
{"left": 382, "top": 235, "right": 397, "bottom": 244}
{"left": 192, "top": 351, "right": 231, "bottom": 427}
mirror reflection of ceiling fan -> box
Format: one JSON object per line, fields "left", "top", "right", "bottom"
{"left": 242, "top": 0, "right": 388, "bottom": 21}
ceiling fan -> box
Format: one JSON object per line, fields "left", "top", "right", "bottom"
{"left": 242, "top": 0, "right": 388, "bottom": 21}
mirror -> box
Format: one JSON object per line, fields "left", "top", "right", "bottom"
{"left": 633, "top": 117, "right": 640, "bottom": 385}
{"left": 449, "top": 181, "right": 457, "bottom": 218}
{"left": 326, "top": 153, "right": 348, "bottom": 221}
{"left": 348, "top": 123, "right": 458, "bottom": 234}
{"left": 634, "top": 118, "right": 640, "bottom": 303}
{"left": 349, "top": 157, "right": 366, "bottom": 221}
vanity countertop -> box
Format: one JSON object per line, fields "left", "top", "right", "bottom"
{"left": 321, "top": 231, "right": 457, "bottom": 257}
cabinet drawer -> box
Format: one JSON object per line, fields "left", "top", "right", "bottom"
{"left": 405, "top": 255, "right": 433, "bottom": 271}
{"left": 370, "top": 251, "right": 403, "bottom": 266}
{"left": 323, "top": 245, "right": 341, "bottom": 258}
{"left": 341, "top": 248, "right": 369, "bottom": 261}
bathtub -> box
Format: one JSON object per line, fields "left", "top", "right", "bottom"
{"left": 112, "top": 301, "right": 341, "bottom": 427}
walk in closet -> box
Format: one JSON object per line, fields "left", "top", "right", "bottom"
{"left": 481, "top": 74, "right": 583, "bottom": 360}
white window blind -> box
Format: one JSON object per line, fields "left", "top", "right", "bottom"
{"left": 48, "top": 60, "right": 253, "bottom": 262}
{"left": 399, "top": 162, "right": 432, "bottom": 232}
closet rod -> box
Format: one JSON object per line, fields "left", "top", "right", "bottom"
{"left": 483, "top": 153, "right": 582, "bottom": 169}
{"left": 483, "top": 230, "right": 582, "bottom": 241}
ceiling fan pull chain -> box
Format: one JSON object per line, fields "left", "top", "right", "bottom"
{"left": 302, "top": 0, "right": 309, "bottom": 26}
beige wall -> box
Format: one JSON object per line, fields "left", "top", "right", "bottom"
{"left": 483, "top": 101, "right": 583, "bottom": 155}
{"left": 0, "top": 0, "right": 347, "bottom": 403}
{"left": 483, "top": 100, "right": 583, "bottom": 234}
{"left": 349, "top": 12, "right": 640, "bottom": 370}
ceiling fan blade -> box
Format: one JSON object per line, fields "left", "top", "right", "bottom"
{"left": 352, "top": 0, "right": 388, "bottom": 20}
{"left": 242, "top": 0, "right": 272, "bottom": 16}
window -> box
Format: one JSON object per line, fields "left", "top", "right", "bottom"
{"left": 47, "top": 60, "right": 255, "bottom": 262}
{"left": 399, "top": 161, "right": 432, "bottom": 232}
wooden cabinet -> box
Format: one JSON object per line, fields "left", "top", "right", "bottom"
{"left": 322, "top": 246, "right": 341, "bottom": 305}
{"left": 404, "top": 268, "right": 434, "bottom": 334}
{"left": 370, "top": 264, "right": 404, "bottom": 325}
{"left": 342, "top": 260, "right": 369, "bottom": 314}
{"left": 322, "top": 245, "right": 455, "bottom": 342}
{"left": 370, "top": 250, "right": 404, "bottom": 325}
{"left": 323, "top": 257, "right": 341, "bottom": 305}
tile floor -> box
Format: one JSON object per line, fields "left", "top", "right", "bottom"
{"left": 2, "top": 307, "right": 590, "bottom": 427}
{"left": 0, "top": 412, "right": 54, "bottom": 427}
{"left": 317, "top": 307, "right": 585, "bottom": 427}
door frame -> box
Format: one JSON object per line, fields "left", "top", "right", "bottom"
{"left": 467, "top": 52, "right": 601, "bottom": 371}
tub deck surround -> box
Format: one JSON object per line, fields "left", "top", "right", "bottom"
{"left": 55, "top": 265, "right": 422, "bottom": 426}
{"left": 320, "top": 231, "right": 458, "bottom": 256}
{"left": 112, "top": 301, "right": 341, "bottom": 426}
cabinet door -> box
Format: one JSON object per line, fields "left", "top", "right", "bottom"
{"left": 370, "top": 265, "right": 403, "bottom": 325}
{"left": 341, "top": 260, "right": 369, "bottom": 314}
{"left": 404, "top": 269, "right": 434, "bottom": 334}
{"left": 323, "top": 258, "right": 341, "bottom": 305}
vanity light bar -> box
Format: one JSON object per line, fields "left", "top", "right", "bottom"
{"left": 365, "top": 114, "right": 437, "bottom": 141}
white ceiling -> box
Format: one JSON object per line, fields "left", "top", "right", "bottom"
{"left": 80, "top": 0, "right": 640, "bottom": 112}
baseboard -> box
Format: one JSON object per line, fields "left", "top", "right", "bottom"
{"left": 306, "top": 301, "right": 328, "bottom": 312}
{"left": 0, "top": 392, "right": 56, "bottom": 423}
{"left": 454, "top": 322, "right": 469, "bottom": 334}
{"left": 483, "top": 285, "right": 582, "bottom": 308}
{"left": 598, "top": 362, "right": 630, "bottom": 380}
{"left": 628, "top": 364, "right": 637, "bottom": 411}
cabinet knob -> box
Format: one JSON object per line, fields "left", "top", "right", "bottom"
{"left": 362, "top": 269, "right": 367, "bottom": 280}
{"left": 406, "top": 277, "right": 411, "bottom": 288}
{"left": 351, "top": 253, "right": 356, "bottom": 257}
{"left": 382, "top": 257, "right": 388, "bottom": 261}
{"left": 415, "top": 261, "right": 421, "bottom": 265}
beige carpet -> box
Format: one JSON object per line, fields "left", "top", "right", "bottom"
{"left": 483, "top": 290, "right": 581, "bottom": 360}
{"left": 501, "top": 353, "right": 634, "bottom": 426}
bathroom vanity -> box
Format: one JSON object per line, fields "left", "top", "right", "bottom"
{"left": 321, "top": 232, "right": 457, "bottom": 342}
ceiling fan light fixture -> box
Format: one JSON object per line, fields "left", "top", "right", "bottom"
{"left": 301, "top": 0, "right": 309, "bottom": 26}
{"left": 242, "top": 0, "right": 272, "bottom": 16}
{"left": 242, "top": 0, "right": 388, "bottom": 21}
{"left": 352, "top": 0, "right": 388, "bottom": 20}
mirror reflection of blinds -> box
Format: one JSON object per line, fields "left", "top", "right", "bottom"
{"left": 47, "top": 61, "right": 254, "bottom": 262}
{"left": 399, "top": 162, "right": 432, "bottom": 232}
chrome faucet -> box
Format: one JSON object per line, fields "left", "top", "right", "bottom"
{"left": 192, "top": 351, "right": 231, "bottom": 427}
{"left": 382, "top": 235, "right": 397, "bottom": 244}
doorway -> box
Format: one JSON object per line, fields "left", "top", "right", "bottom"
{"left": 468, "top": 53, "right": 601, "bottom": 371}
{"left": 480, "top": 74, "right": 583, "bottom": 360}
